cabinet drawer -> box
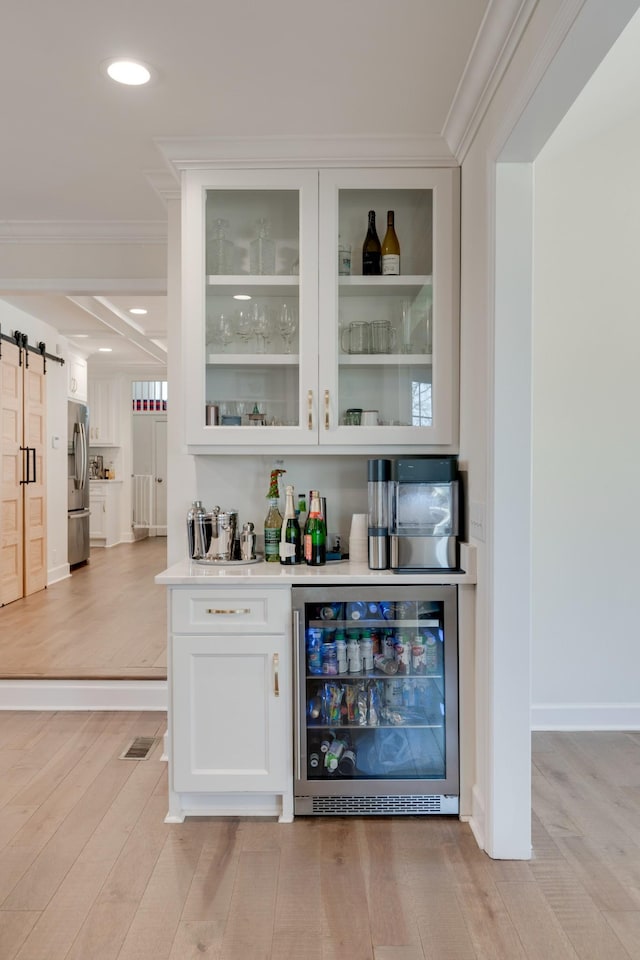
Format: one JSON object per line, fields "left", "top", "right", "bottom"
{"left": 171, "top": 587, "right": 290, "bottom": 634}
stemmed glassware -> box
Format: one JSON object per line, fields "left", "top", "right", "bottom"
{"left": 235, "top": 309, "right": 254, "bottom": 352}
{"left": 212, "top": 313, "right": 234, "bottom": 353}
{"left": 278, "top": 304, "right": 297, "bottom": 354}
{"left": 252, "top": 304, "right": 274, "bottom": 354}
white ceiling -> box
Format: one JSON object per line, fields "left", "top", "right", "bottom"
{"left": 0, "top": 0, "right": 637, "bottom": 366}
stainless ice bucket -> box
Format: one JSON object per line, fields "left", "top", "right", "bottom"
{"left": 206, "top": 508, "right": 237, "bottom": 561}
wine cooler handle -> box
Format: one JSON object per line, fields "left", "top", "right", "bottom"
{"left": 273, "top": 653, "right": 280, "bottom": 697}
{"left": 324, "top": 389, "right": 330, "bottom": 430}
{"left": 293, "top": 609, "right": 301, "bottom": 780}
{"left": 307, "top": 389, "right": 313, "bottom": 430}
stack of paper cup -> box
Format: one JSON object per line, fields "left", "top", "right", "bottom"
{"left": 349, "top": 513, "right": 368, "bottom": 563}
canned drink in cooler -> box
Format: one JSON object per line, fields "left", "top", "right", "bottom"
{"left": 394, "top": 633, "right": 411, "bottom": 675}
{"left": 411, "top": 637, "right": 427, "bottom": 675}
{"left": 307, "top": 627, "right": 323, "bottom": 675}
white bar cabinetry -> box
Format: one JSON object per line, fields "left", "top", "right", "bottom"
{"left": 167, "top": 585, "right": 293, "bottom": 823}
{"left": 181, "top": 165, "right": 459, "bottom": 452}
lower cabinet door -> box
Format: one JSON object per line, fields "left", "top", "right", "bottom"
{"left": 172, "top": 632, "right": 290, "bottom": 793}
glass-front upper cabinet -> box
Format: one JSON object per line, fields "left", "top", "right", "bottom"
{"left": 318, "top": 168, "right": 459, "bottom": 447}
{"left": 183, "top": 168, "right": 319, "bottom": 447}
{"left": 183, "top": 166, "right": 458, "bottom": 450}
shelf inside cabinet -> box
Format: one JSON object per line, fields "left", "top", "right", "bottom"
{"left": 338, "top": 276, "right": 432, "bottom": 296}
{"left": 206, "top": 353, "right": 299, "bottom": 366}
{"left": 338, "top": 354, "right": 432, "bottom": 366}
{"left": 206, "top": 276, "right": 299, "bottom": 297}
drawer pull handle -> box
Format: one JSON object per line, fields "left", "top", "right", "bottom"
{"left": 206, "top": 608, "right": 251, "bottom": 615}
{"left": 273, "top": 653, "right": 280, "bottom": 697}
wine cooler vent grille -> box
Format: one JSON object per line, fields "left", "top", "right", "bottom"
{"left": 310, "top": 794, "right": 445, "bottom": 816}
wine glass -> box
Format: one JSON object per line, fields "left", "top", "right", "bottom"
{"left": 235, "top": 309, "right": 254, "bottom": 352}
{"left": 212, "top": 313, "right": 234, "bottom": 353}
{"left": 252, "top": 305, "right": 274, "bottom": 354}
{"left": 279, "top": 304, "right": 297, "bottom": 354}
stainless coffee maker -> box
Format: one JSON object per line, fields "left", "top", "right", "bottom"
{"left": 389, "top": 457, "right": 459, "bottom": 571}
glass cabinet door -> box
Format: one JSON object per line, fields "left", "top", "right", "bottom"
{"left": 184, "top": 169, "right": 318, "bottom": 447}
{"left": 292, "top": 585, "right": 459, "bottom": 814}
{"left": 318, "top": 168, "right": 458, "bottom": 447}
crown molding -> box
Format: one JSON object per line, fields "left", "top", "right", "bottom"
{"left": 0, "top": 221, "right": 167, "bottom": 244}
{"left": 154, "top": 134, "right": 457, "bottom": 171}
{"left": 443, "top": 0, "right": 540, "bottom": 162}
{"left": 144, "top": 169, "right": 181, "bottom": 204}
{"left": 0, "top": 278, "right": 166, "bottom": 295}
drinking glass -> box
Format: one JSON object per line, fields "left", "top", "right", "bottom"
{"left": 278, "top": 304, "right": 297, "bottom": 353}
{"left": 235, "top": 309, "right": 254, "bottom": 352}
{"left": 252, "top": 306, "right": 274, "bottom": 354}
{"left": 212, "top": 313, "right": 234, "bottom": 353}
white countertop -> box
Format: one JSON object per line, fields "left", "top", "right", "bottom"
{"left": 155, "top": 543, "right": 476, "bottom": 586}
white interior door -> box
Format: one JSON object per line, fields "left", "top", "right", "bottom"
{"left": 153, "top": 417, "right": 167, "bottom": 535}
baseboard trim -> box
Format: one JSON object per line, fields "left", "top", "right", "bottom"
{"left": 532, "top": 702, "right": 640, "bottom": 730}
{"left": 47, "top": 563, "right": 71, "bottom": 584}
{"left": 465, "top": 783, "right": 486, "bottom": 853}
{"left": 0, "top": 680, "right": 167, "bottom": 711}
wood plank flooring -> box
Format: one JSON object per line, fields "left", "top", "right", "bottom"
{"left": 0, "top": 717, "right": 639, "bottom": 959}
{"left": 0, "top": 538, "right": 167, "bottom": 680}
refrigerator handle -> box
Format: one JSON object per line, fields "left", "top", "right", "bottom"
{"left": 293, "top": 608, "right": 302, "bottom": 781}
{"left": 78, "top": 422, "right": 88, "bottom": 491}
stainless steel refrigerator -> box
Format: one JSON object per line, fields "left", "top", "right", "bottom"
{"left": 292, "top": 585, "right": 459, "bottom": 816}
{"left": 68, "top": 400, "right": 90, "bottom": 566}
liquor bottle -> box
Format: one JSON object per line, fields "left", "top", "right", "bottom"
{"left": 280, "top": 484, "right": 302, "bottom": 564}
{"left": 304, "top": 490, "right": 327, "bottom": 566}
{"left": 381, "top": 210, "right": 400, "bottom": 275}
{"left": 296, "top": 492, "right": 307, "bottom": 530}
{"left": 362, "top": 210, "right": 381, "bottom": 275}
{"left": 264, "top": 468, "right": 285, "bottom": 562}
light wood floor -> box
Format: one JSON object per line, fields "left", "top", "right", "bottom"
{"left": 0, "top": 717, "right": 639, "bottom": 960}
{"left": 0, "top": 538, "right": 168, "bottom": 680}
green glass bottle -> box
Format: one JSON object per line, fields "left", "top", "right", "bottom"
{"left": 304, "top": 489, "right": 326, "bottom": 566}
{"left": 280, "top": 484, "right": 302, "bottom": 565}
{"left": 264, "top": 468, "right": 285, "bottom": 562}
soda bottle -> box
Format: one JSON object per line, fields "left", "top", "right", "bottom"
{"left": 304, "top": 490, "right": 327, "bottom": 565}
{"left": 279, "top": 484, "right": 302, "bottom": 565}
{"left": 308, "top": 735, "right": 322, "bottom": 772}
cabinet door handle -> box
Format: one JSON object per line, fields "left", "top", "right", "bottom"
{"left": 273, "top": 652, "right": 280, "bottom": 697}
{"left": 307, "top": 389, "right": 313, "bottom": 430}
{"left": 293, "top": 610, "right": 301, "bottom": 779}
{"left": 324, "top": 389, "right": 330, "bottom": 430}
{"left": 206, "top": 608, "right": 251, "bottom": 615}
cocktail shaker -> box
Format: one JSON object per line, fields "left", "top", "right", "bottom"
{"left": 240, "top": 522, "right": 256, "bottom": 560}
{"left": 367, "top": 459, "right": 391, "bottom": 569}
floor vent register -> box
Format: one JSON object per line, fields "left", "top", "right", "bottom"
{"left": 119, "top": 736, "right": 159, "bottom": 761}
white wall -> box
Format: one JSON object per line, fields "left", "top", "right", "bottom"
{"left": 0, "top": 299, "right": 70, "bottom": 583}
{"left": 532, "top": 89, "right": 640, "bottom": 728}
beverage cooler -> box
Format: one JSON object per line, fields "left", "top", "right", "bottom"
{"left": 292, "top": 586, "right": 459, "bottom": 816}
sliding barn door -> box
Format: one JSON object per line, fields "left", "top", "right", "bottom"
{"left": 23, "top": 352, "right": 46, "bottom": 597}
{"left": 0, "top": 341, "right": 24, "bottom": 605}
{"left": 0, "top": 341, "right": 47, "bottom": 605}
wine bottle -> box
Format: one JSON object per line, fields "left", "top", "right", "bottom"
{"left": 304, "top": 489, "right": 327, "bottom": 566}
{"left": 280, "top": 484, "right": 302, "bottom": 565}
{"left": 381, "top": 210, "right": 400, "bottom": 275}
{"left": 362, "top": 210, "right": 381, "bottom": 276}
{"left": 264, "top": 468, "right": 285, "bottom": 563}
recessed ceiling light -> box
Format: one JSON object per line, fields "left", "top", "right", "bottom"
{"left": 71, "top": 333, "right": 89, "bottom": 338}
{"left": 98, "top": 347, "right": 113, "bottom": 353}
{"left": 233, "top": 294, "right": 252, "bottom": 301}
{"left": 129, "top": 307, "right": 148, "bottom": 315}
{"left": 105, "top": 59, "right": 152, "bottom": 85}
